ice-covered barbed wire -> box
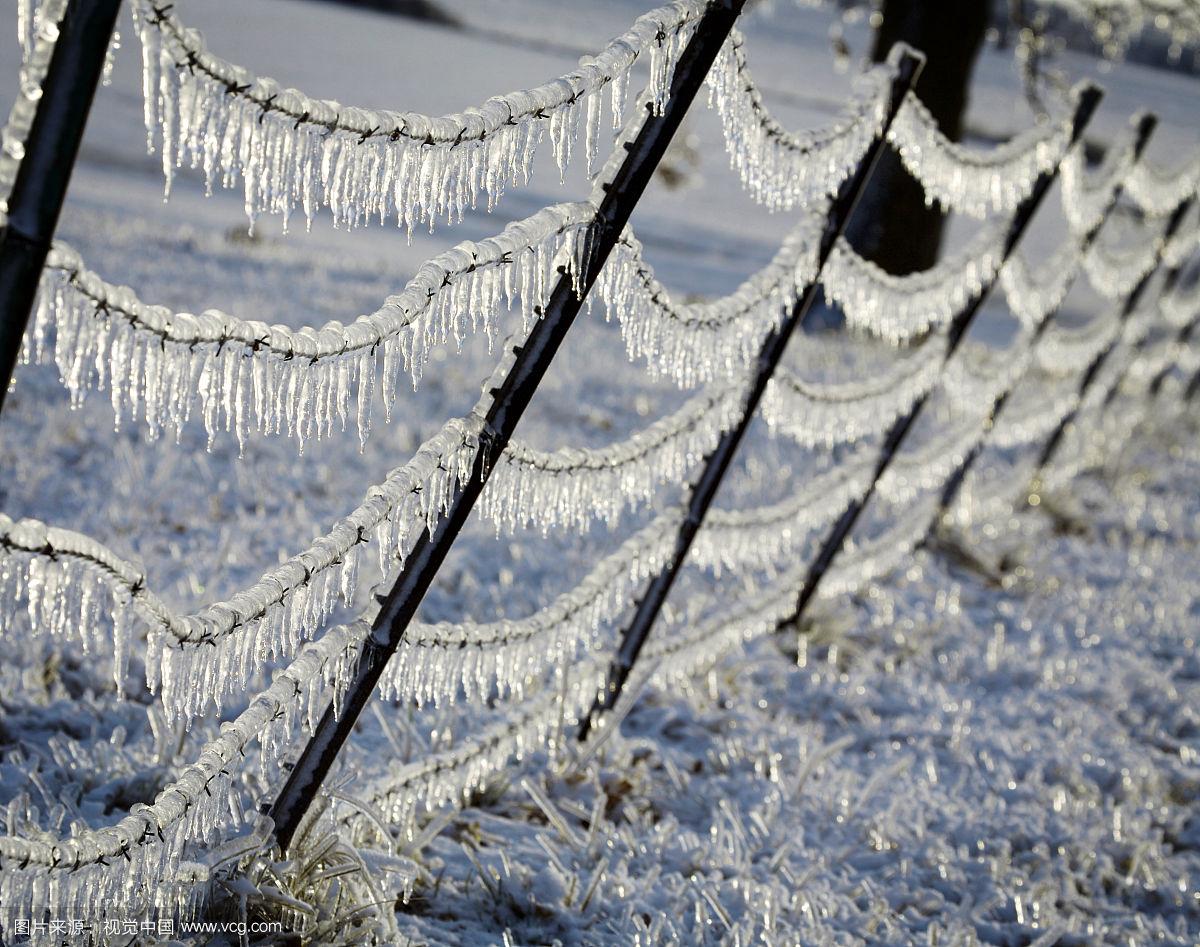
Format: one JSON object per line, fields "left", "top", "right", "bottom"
{"left": 999, "top": 238, "right": 1084, "bottom": 332}
{"left": 645, "top": 482, "right": 947, "bottom": 680}
{"left": 380, "top": 447, "right": 877, "bottom": 709}
{"left": 872, "top": 340, "right": 1026, "bottom": 507}
{"left": 0, "top": 0, "right": 68, "bottom": 227}
{"left": 820, "top": 488, "right": 942, "bottom": 598}
{"left": 1035, "top": 309, "right": 1122, "bottom": 376}
{"left": 1125, "top": 151, "right": 1200, "bottom": 218}
{"left": 480, "top": 382, "right": 746, "bottom": 533}
{"left": 990, "top": 368, "right": 1082, "bottom": 450}
{"left": 1081, "top": 225, "right": 1163, "bottom": 300}
{"left": 1059, "top": 122, "right": 1141, "bottom": 236}
{"left": 28, "top": 203, "right": 593, "bottom": 451}
{"left": 365, "top": 659, "right": 607, "bottom": 844}
{"left": 0, "top": 621, "right": 367, "bottom": 930}
{"left": 763, "top": 330, "right": 949, "bottom": 447}
{"left": 0, "top": 372, "right": 759, "bottom": 717}
{"left": 0, "top": 416, "right": 480, "bottom": 720}
{"left": 821, "top": 217, "right": 1010, "bottom": 344}
{"left": 592, "top": 209, "right": 824, "bottom": 388}
{"left": 130, "top": 0, "right": 702, "bottom": 232}
{"left": 886, "top": 87, "right": 1076, "bottom": 219}
{"left": 689, "top": 446, "right": 876, "bottom": 574}
{"left": 703, "top": 29, "right": 895, "bottom": 212}
{"left": 383, "top": 519, "right": 677, "bottom": 709}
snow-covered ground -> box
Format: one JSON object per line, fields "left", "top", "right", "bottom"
{"left": 0, "top": 0, "right": 1198, "bottom": 943}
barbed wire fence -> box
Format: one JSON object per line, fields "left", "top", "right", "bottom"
{"left": 0, "top": 0, "right": 1198, "bottom": 939}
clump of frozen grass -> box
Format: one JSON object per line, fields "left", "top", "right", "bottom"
{"left": 201, "top": 796, "right": 419, "bottom": 946}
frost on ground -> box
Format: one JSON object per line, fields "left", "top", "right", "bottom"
{"left": 385, "top": 405, "right": 1200, "bottom": 946}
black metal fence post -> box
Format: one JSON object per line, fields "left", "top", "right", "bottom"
{"left": 0, "top": 0, "right": 123, "bottom": 419}
{"left": 925, "top": 114, "right": 1157, "bottom": 537}
{"left": 1147, "top": 262, "right": 1200, "bottom": 400}
{"left": 1028, "top": 195, "right": 1194, "bottom": 486}
{"left": 778, "top": 84, "right": 1103, "bottom": 633}
{"left": 1098, "top": 247, "right": 1190, "bottom": 410}
{"left": 269, "top": 0, "right": 747, "bottom": 855}
{"left": 576, "top": 47, "right": 925, "bottom": 741}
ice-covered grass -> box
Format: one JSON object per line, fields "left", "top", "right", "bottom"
{"left": 388, "top": 400, "right": 1200, "bottom": 945}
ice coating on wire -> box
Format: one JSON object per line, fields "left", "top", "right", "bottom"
{"left": 886, "top": 89, "right": 1075, "bottom": 219}
{"left": 822, "top": 218, "right": 1009, "bottom": 343}
{"left": 592, "top": 210, "right": 824, "bottom": 388}
{"left": 131, "top": 0, "right": 703, "bottom": 232}
{"left": 28, "top": 204, "right": 594, "bottom": 451}
{"left": 0, "top": 622, "right": 367, "bottom": 925}
{"left": 762, "top": 331, "right": 949, "bottom": 447}
{"left": 704, "top": 29, "right": 895, "bottom": 211}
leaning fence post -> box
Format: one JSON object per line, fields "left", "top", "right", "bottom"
{"left": 268, "top": 0, "right": 748, "bottom": 856}
{"left": 0, "top": 0, "right": 123, "bottom": 419}
{"left": 577, "top": 46, "right": 925, "bottom": 741}
{"left": 1147, "top": 263, "right": 1200, "bottom": 400}
{"left": 925, "top": 113, "right": 1157, "bottom": 537}
{"left": 1097, "top": 231, "right": 1192, "bottom": 411}
{"left": 1028, "top": 194, "right": 1194, "bottom": 488}
{"left": 778, "top": 83, "right": 1103, "bottom": 634}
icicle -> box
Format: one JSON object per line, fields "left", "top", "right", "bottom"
{"left": 480, "top": 382, "right": 746, "bottom": 533}
{"left": 999, "top": 239, "right": 1083, "bottom": 332}
{"left": 1125, "top": 150, "right": 1200, "bottom": 218}
{"left": 591, "top": 209, "right": 824, "bottom": 388}
{"left": 1035, "top": 310, "right": 1122, "bottom": 377}
{"left": 1081, "top": 228, "right": 1162, "bottom": 301}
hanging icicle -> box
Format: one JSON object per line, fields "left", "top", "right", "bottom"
{"left": 999, "top": 238, "right": 1083, "bottom": 332}
{"left": 1125, "top": 151, "right": 1200, "bottom": 218}
{"left": 762, "top": 331, "right": 948, "bottom": 447}
{"left": 1081, "top": 228, "right": 1161, "bottom": 300}
{"left": 592, "top": 210, "right": 824, "bottom": 388}
{"left": 481, "top": 383, "right": 746, "bottom": 533}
